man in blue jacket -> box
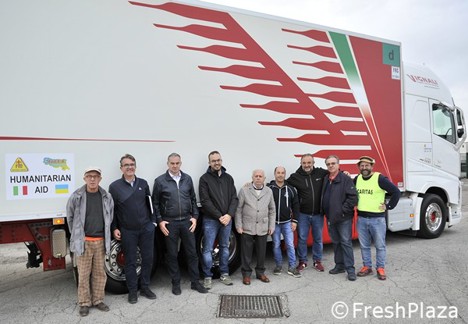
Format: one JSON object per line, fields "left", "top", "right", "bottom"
{"left": 109, "top": 154, "right": 156, "bottom": 304}
{"left": 321, "top": 155, "right": 358, "bottom": 281}
{"left": 152, "top": 153, "right": 207, "bottom": 295}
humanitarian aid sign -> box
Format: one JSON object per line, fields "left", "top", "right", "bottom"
{"left": 5, "top": 153, "right": 74, "bottom": 200}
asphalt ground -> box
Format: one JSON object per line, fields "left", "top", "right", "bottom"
{"left": 1, "top": 182, "right": 468, "bottom": 324}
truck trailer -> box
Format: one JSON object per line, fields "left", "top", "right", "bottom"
{"left": 0, "top": 0, "right": 465, "bottom": 293}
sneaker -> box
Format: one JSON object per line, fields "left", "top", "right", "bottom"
{"left": 376, "top": 267, "right": 387, "bottom": 280}
{"left": 313, "top": 261, "right": 324, "bottom": 272}
{"left": 203, "top": 277, "right": 212, "bottom": 289}
{"left": 220, "top": 274, "right": 233, "bottom": 286}
{"left": 296, "top": 262, "right": 307, "bottom": 271}
{"left": 273, "top": 266, "right": 282, "bottom": 275}
{"left": 357, "top": 266, "right": 373, "bottom": 277}
{"left": 287, "top": 267, "right": 302, "bottom": 278}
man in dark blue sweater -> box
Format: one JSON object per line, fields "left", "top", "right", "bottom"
{"left": 109, "top": 154, "right": 156, "bottom": 304}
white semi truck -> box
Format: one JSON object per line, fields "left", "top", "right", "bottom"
{"left": 0, "top": 0, "right": 465, "bottom": 293}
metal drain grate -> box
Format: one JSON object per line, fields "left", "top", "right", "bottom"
{"left": 218, "top": 294, "right": 289, "bottom": 318}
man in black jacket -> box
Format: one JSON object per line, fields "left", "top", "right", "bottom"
{"left": 321, "top": 155, "right": 358, "bottom": 281}
{"left": 199, "top": 151, "right": 238, "bottom": 289}
{"left": 109, "top": 154, "right": 156, "bottom": 304}
{"left": 287, "top": 153, "right": 328, "bottom": 272}
{"left": 152, "top": 153, "right": 207, "bottom": 295}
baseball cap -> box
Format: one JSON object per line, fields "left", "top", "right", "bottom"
{"left": 84, "top": 167, "right": 102, "bottom": 176}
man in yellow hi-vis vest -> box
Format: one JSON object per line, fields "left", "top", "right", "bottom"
{"left": 354, "top": 156, "right": 401, "bottom": 280}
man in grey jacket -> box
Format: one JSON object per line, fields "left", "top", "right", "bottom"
{"left": 235, "top": 169, "right": 276, "bottom": 285}
{"left": 67, "top": 167, "right": 114, "bottom": 317}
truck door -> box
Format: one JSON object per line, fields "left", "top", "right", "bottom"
{"left": 430, "top": 101, "right": 461, "bottom": 177}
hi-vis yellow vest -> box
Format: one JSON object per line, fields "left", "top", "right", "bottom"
{"left": 356, "top": 172, "right": 385, "bottom": 212}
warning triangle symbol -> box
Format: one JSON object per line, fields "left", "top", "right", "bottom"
{"left": 11, "top": 157, "right": 29, "bottom": 172}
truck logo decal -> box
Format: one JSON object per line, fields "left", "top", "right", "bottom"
{"left": 130, "top": 1, "right": 403, "bottom": 183}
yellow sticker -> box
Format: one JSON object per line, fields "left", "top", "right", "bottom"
{"left": 10, "top": 157, "right": 29, "bottom": 172}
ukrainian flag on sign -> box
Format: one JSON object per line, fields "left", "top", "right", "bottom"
{"left": 55, "top": 184, "right": 69, "bottom": 194}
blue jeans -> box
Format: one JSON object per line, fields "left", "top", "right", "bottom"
{"left": 272, "top": 222, "right": 297, "bottom": 268}
{"left": 357, "top": 216, "right": 387, "bottom": 269}
{"left": 201, "top": 218, "right": 232, "bottom": 278}
{"left": 297, "top": 213, "right": 324, "bottom": 263}
{"left": 328, "top": 218, "right": 355, "bottom": 273}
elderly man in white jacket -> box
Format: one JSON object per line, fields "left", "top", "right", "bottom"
{"left": 235, "top": 169, "right": 276, "bottom": 285}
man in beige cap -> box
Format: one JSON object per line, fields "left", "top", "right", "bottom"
{"left": 67, "top": 167, "right": 114, "bottom": 316}
{"left": 354, "top": 156, "right": 400, "bottom": 280}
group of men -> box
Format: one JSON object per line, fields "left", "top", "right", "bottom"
{"left": 66, "top": 151, "right": 400, "bottom": 317}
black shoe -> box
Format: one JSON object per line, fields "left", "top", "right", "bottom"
{"left": 172, "top": 285, "right": 181, "bottom": 296}
{"left": 95, "top": 302, "right": 110, "bottom": 312}
{"left": 329, "top": 267, "right": 346, "bottom": 275}
{"left": 347, "top": 272, "right": 357, "bottom": 281}
{"left": 79, "top": 306, "right": 89, "bottom": 317}
{"left": 140, "top": 288, "right": 157, "bottom": 300}
{"left": 128, "top": 291, "right": 138, "bottom": 304}
{"left": 191, "top": 282, "right": 208, "bottom": 294}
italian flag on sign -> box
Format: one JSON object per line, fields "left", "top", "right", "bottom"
{"left": 13, "top": 186, "right": 28, "bottom": 196}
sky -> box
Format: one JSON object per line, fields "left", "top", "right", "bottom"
{"left": 206, "top": 0, "right": 468, "bottom": 118}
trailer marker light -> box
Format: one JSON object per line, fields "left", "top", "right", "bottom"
{"left": 53, "top": 217, "right": 65, "bottom": 225}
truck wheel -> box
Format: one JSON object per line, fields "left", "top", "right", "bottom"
{"left": 417, "top": 194, "right": 447, "bottom": 239}
{"left": 196, "top": 227, "right": 241, "bottom": 278}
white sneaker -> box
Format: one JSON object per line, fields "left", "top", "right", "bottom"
{"left": 220, "top": 274, "right": 233, "bottom": 286}
{"left": 203, "top": 277, "right": 212, "bottom": 290}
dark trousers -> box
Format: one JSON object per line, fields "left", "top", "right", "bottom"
{"left": 164, "top": 219, "right": 200, "bottom": 285}
{"left": 240, "top": 233, "right": 267, "bottom": 277}
{"left": 121, "top": 222, "right": 155, "bottom": 292}
{"left": 328, "top": 218, "right": 355, "bottom": 274}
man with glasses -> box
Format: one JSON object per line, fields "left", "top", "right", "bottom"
{"left": 67, "top": 167, "right": 114, "bottom": 316}
{"left": 199, "top": 151, "right": 238, "bottom": 289}
{"left": 109, "top": 154, "right": 156, "bottom": 304}
{"left": 321, "top": 155, "right": 358, "bottom": 281}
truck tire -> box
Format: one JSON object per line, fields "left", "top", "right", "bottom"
{"left": 417, "top": 194, "right": 447, "bottom": 239}
{"left": 196, "top": 227, "right": 241, "bottom": 278}
{"left": 104, "top": 239, "right": 159, "bottom": 294}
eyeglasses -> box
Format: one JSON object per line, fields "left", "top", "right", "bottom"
{"left": 85, "top": 175, "right": 101, "bottom": 179}
{"left": 326, "top": 162, "right": 337, "bottom": 166}
{"left": 122, "top": 163, "right": 136, "bottom": 168}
